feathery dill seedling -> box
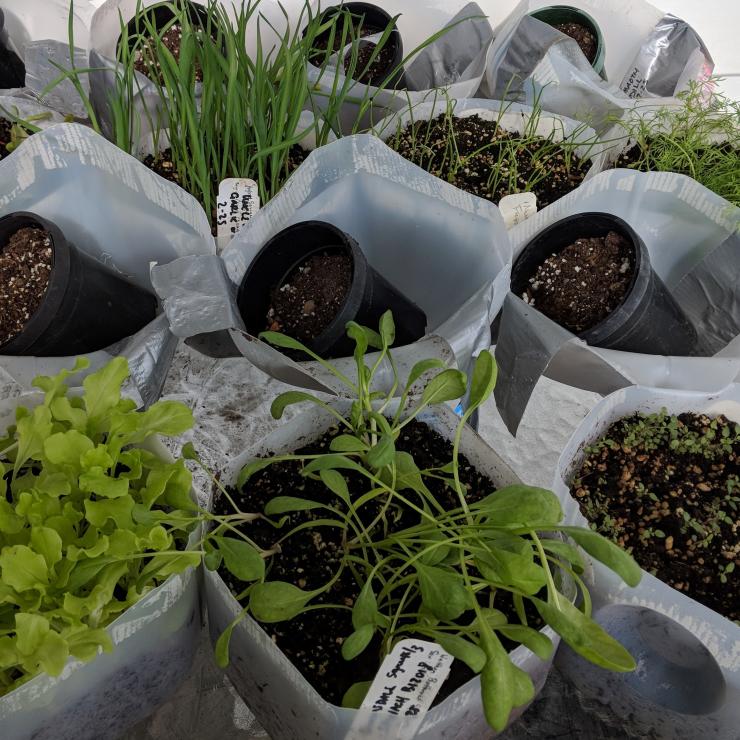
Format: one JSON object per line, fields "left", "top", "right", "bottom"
{"left": 609, "top": 81, "right": 740, "bottom": 206}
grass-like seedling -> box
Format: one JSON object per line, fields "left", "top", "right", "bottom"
{"left": 383, "top": 94, "right": 600, "bottom": 207}
{"left": 609, "top": 82, "right": 740, "bottom": 206}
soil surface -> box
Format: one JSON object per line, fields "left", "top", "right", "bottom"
{"left": 265, "top": 251, "right": 352, "bottom": 342}
{"left": 142, "top": 148, "right": 181, "bottom": 186}
{"left": 572, "top": 411, "right": 740, "bottom": 622}
{"left": 522, "top": 231, "right": 634, "bottom": 333}
{"left": 387, "top": 113, "right": 591, "bottom": 207}
{"left": 133, "top": 23, "right": 204, "bottom": 83}
{"left": 0, "top": 43, "right": 25, "bottom": 89}
{"left": 214, "top": 421, "right": 539, "bottom": 706}
{"left": 0, "top": 118, "right": 12, "bottom": 162}
{"left": 554, "top": 22, "right": 597, "bottom": 63}
{"left": 0, "top": 227, "right": 53, "bottom": 346}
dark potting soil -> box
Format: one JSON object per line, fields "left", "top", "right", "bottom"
{"left": 522, "top": 231, "right": 634, "bottom": 333}
{"left": 265, "top": 251, "right": 352, "bottom": 342}
{"left": 554, "top": 22, "right": 597, "bottom": 63}
{"left": 214, "top": 420, "right": 537, "bottom": 706}
{"left": 133, "top": 24, "right": 204, "bottom": 83}
{"left": 0, "top": 41, "right": 25, "bottom": 89}
{"left": 572, "top": 411, "right": 740, "bottom": 622}
{"left": 311, "top": 21, "right": 393, "bottom": 85}
{"left": 387, "top": 114, "right": 591, "bottom": 208}
{"left": 0, "top": 118, "right": 11, "bottom": 162}
{"left": 0, "top": 227, "right": 53, "bottom": 346}
{"left": 142, "top": 148, "right": 181, "bottom": 186}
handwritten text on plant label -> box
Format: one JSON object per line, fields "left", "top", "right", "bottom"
{"left": 216, "top": 178, "right": 260, "bottom": 249}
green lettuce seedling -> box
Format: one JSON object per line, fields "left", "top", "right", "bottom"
{"left": 0, "top": 357, "right": 199, "bottom": 696}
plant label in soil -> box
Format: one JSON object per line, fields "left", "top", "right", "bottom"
{"left": 499, "top": 192, "right": 538, "bottom": 229}
{"left": 216, "top": 178, "right": 260, "bottom": 250}
{"left": 346, "top": 639, "right": 453, "bottom": 739}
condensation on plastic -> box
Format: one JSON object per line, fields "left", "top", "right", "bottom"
{"left": 0, "top": 392, "right": 202, "bottom": 740}
{"left": 204, "top": 399, "right": 569, "bottom": 740}
{"left": 151, "top": 134, "right": 512, "bottom": 394}
{"left": 373, "top": 97, "right": 606, "bottom": 190}
{"left": 306, "top": 1, "right": 494, "bottom": 133}
{"left": 0, "top": 123, "right": 213, "bottom": 405}
{"left": 493, "top": 168, "right": 740, "bottom": 434}
{"left": 479, "top": 0, "right": 708, "bottom": 134}
{"left": 552, "top": 384, "right": 740, "bottom": 739}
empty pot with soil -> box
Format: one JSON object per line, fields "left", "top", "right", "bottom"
{"left": 528, "top": 5, "right": 605, "bottom": 78}
{"left": 0, "top": 9, "right": 24, "bottom": 89}
{"left": 0, "top": 211, "right": 158, "bottom": 357}
{"left": 510, "top": 212, "right": 698, "bottom": 356}
{"left": 237, "top": 220, "right": 427, "bottom": 359}
{"left": 307, "top": 2, "right": 405, "bottom": 89}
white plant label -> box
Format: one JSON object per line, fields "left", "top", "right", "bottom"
{"left": 216, "top": 178, "right": 260, "bottom": 250}
{"left": 345, "top": 639, "right": 454, "bottom": 740}
{"left": 499, "top": 192, "right": 538, "bottom": 229}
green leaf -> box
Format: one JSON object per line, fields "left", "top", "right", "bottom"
{"left": 479, "top": 624, "right": 514, "bottom": 732}
{"left": 560, "top": 527, "right": 642, "bottom": 587}
{"left": 379, "top": 311, "right": 395, "bottom": 347}
{"left": 32, "top": 357, "right": 89, "bottom": 404}
{"left": 393, "top": 451, "right": 431, "bottom": 497}
{"left": 352, "top": 581, "right": 379, "bottom": 629}
{"left": 213, "top": 537, "right": 265, "bottom": 582}
{"left": 365, "top": 434, "right": 395, "bottom": 470}
{"left": 43, "top": 430, "right": 94, "bottom": 467}
{"left": 49, "top": 396, "right": 87, "bottom": 431}
{"left": 416, "top": 563, "right": 471, "bottom": 621}
{"left": 509, "top": 662, "right": 535, "bottom": 708}
{"left": 260, "top": 331, "right": 314, "bottom": 356}
{"left": 14, "top": 405, "right": 53, "bottom": 475}
{"left": 215, "top": 607, "right": 249, "bottom": 669}
{"left": 532, "top": 595, "right": 636, "bottom": 672}
{"left": 0, "top": 500, "right": 24, "bottom": 534}
{"left": 404, "top": 359, "right": 446, "bottom": 392}
{"left": 341, "top": 624, "right": 374, "bottom": 660}
{"left": 420, "top": 369, "right": 467, "bottom": 407}
{"left": 264, "top": 497, "right": 324, "bottom": 515}
{"left": 497, "top": 625, "right": 553, "bottom": 660}
{"left": 540, "top": 539, "right": 585, "bottom": 574}
{"left": 82, "top": 357, "right": 130, "bottom": 425}
{"left": 14, "top": 614, "right": 69, "bottom": 676}
{"left": 249, "top": 582, "right": 316, "bottom": 622}
{"left": 127, "top": 401, "right": 194, "bottom": 441}
{"left": 67, "top": 628, "right": 113, "bottom": 661}
{"left": 303, "top": 455, "right": 365, "bottom": 475}
{"left": 476, "top": 547, "right": 547, "bottom": 595}
{"left": 270, "top": 391, "right": 320, "bottom": 420}
{"left": 30, "top": 527, "right": 63, "bottom": 569}
{"left": 319, "top": 470, "right": 350, "bottom": 504}
{"left": 0, "top": 546, "right": 49, "bottom": 591}
{"left": 474, "top": 485, "right": 563, "bottom": 527}
{"left": 84, "top": 497, "right": 135, "bottom": 530}
{"left": 329, "top": 435, "right": 367, "bottom": 453}
{"left": 342, "top": 680, "right": 373, "bottom": 709}
{"left": 435, "top": 634, "right": 486, "bottom": 673}
{"left": 467, "top": 351, "right": 498, "bottom": 411}
{"left": 79, "top": 469, "right": 129, "bottom": 499}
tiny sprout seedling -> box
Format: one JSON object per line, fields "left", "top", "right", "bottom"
{"left": 201, "top": 311, "right": 642, "bottom": 732}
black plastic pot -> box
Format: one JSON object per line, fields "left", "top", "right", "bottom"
{"left": 0, "top": 212, "right": 158, "bottom": 357}
{"left": 119, "top": 0, "right": 216, "bottom": 59}
{"left": 307, "top": 2, "right": 405, "bottom": 89}
{"left": 237, "top": 220, "right": 427, "bottom": 359}
{"left": 529, "top": 5, "right": 606, "bottom": 80}
{"left": 0, "top": 9, "right": 25, "bottom": 89}
{"left": 510, "top": 212, "right": 699, "bottom": 356}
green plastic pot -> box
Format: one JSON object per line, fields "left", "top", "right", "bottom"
{"left": 529, "top": 5, "right": 606, "bottom": 80}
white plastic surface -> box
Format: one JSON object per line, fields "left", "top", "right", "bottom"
{"left": 553, "top": 384, "right": 740, "bottom": 735}
{"left": 0, "top": 392, "right": 202, "bottom": 740}
{"left": 204, "top": 400, "right": 566, "bottom": 740}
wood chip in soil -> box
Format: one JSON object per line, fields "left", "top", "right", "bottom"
{"left": 214, "top": 420, "right": 541, "bottom": 706}
{"left": 386, "top": 113, "right": 591, "bottom": 207}
{"left": 572, "top": 410, "right": 739, "bottom": 622}
{"left": 266, "top": 251, "right": 352, "bottom": 342}
{"left": 142, "top": 148, "right": 181, "bottom": 186}
{"left": 0, "top": 227, "right": 53, "bottom": 346}
{"left": 554, "top": 22, "right": 597, "bottom": 63}
{"left": 133, "top": 24, "right": 204, "bottom": 83}
{"left": 523, "top": 231, "right": 633, "bottom": 333}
